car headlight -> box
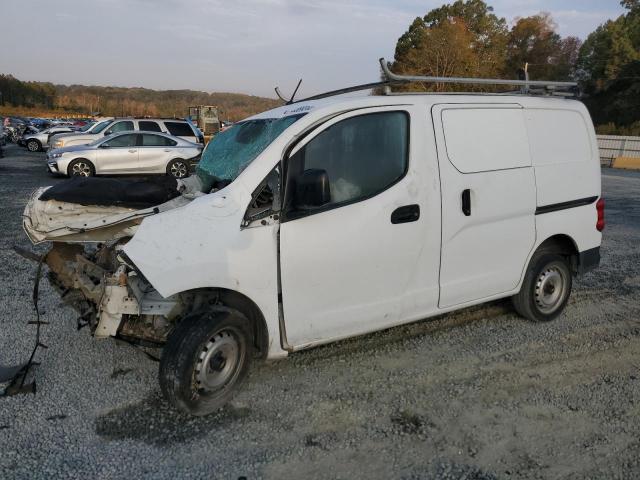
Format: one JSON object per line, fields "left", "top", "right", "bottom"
{"left": 52, "top": 140, "right": 64, "bottom": 148}
{"left": 50, "top": 152, "right": 63, "bottom": 159}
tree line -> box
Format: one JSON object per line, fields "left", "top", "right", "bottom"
{"left": 391, "top": 0, "right": 640, "bottom": 134}
{"left": 0, "top": 76, "right": 279, "bottom": 122}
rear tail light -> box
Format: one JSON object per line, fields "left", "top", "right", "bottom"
{"left": 596, "top": 198, "right": 605, "bottom": 231}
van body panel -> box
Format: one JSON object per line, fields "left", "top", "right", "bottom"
{"left": 432, "top": 104, "right": 537, "bottom": 308}
{"left": 525, "top": 106, "right": 600, "bottom": 207}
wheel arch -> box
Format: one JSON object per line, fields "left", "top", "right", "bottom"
{"left": 533, "top": 234, "right": 580, "bottom": 274}
{"left": 178, "top": 287, "right": 270, "bottom": 359}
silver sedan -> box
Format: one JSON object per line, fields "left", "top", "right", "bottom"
{"left": 46, "top": 131, "right": 203, "bottom": 178}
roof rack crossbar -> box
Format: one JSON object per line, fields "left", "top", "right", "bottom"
{"left": 379, "top": 58, "right": 577, "bottom": 90}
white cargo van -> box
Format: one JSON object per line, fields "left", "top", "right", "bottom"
{"left": 19, "top": 62, "right": 603, "bottom": 415}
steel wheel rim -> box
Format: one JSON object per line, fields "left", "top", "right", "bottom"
{"left": 170, "top": 161, "right": 188, "bottom": 178}
{"left": 71, "top": 162, "right": 91, "bottom": 177}
{"left": 534, "top": 265, "right": 567, "bottom": 314}
{"left": 195, "top": 329, "right": 243, "bottom": 392}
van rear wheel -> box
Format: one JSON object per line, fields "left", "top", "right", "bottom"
{"left": 512, "top": 253, "right": 572, "bottom": 322}
{"left": 159, "top": 309, "right": 252, "bottom": 416}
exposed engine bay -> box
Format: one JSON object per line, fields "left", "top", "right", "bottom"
{"left": 42, "top": 241, "right": 180, "bottom": 345}
{"left": 19, "top": 175, "right": 210, "bottom": 347}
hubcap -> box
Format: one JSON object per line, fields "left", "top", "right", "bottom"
{"left": 195, "top": 330, "right": 241, "bottom": 392}
{"left": 71, "top": 162, "right": 91, "bottom": 177}
{"left": 534, "top": 265, "right": 566, "bottom": 314}
{"left": 28, "top": 142, "right": 38, "bottom": 151}
{"left": 170, "top": 162, "right": 188, "bottom": 178}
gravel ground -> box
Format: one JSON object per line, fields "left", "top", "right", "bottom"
{"left": 0, "top": 143, "right": 639, "bottom": 479}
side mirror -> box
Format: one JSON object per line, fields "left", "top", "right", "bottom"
{"left": 104, "top": 131, "right": 112, "bottom": 136}
{"left": 100, "top": 143, "right": 110, "bottom": 148}
{"left": 294, "top": 168, "right": 331, "bottom": 208}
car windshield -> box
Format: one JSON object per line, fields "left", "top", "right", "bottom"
{"left": 78, "top": 122, "right": 95, "bottom": 132}
{"left": 91, "top": 120, "right": 111, "bottom": 134}
{"left": 196, "top": 114, "right": 306, "bottom": 191}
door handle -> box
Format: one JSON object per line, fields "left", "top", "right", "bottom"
{"left": 163, "top": 149, "right": 171, "bottom": 152}
{"left": 462, "top": 189, "right": 471, "bottom": 216}
{"left": 128, "top": 149, "right": 137, "bottom": 153}
{"left": 391, "top": 204, "right": 420, "bottom": 224}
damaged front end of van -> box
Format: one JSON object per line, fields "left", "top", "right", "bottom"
{"left": 19, "top": 177, "right": 204, "bottom": 344}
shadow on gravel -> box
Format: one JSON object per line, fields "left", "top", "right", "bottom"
{"left": 95, "top": 391, "right": 252, "bottom": 446}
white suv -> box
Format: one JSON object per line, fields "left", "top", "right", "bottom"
{"left": 50, "top": 117, "right": 203, "bottom": 149}
{"left": 22, "top": 67, "right": 603, "bottom": 416}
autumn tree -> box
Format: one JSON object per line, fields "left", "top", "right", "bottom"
{"left": 506, "top": 13, "right": 581, "bottom": 80}
{"left": 392, "top": 0, "right": 509, "bottom": 90}
{"left": 394, "top": 20, "right": 480, "bottom": 91}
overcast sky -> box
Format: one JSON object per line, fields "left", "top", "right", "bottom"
{"left": 1, "top": 0, "right": 626, "bottom": 98}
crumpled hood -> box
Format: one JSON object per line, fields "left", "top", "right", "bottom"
{"left": 23, "top": 186, "right": 193, "bottom": 244}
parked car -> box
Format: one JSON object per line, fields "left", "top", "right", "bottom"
{"left": 16, "top": 125, "right": 41, "bottom": 146}
{"left": 46, "top": 131, "right": 202, "bottom": 178}
{"left": 21, "top": 65, "right": 603, "bottom": 416}
{"left": 23, "top": 126, "right": 76, "bottom": 152}
{"left": 50, "top": 117, "right": 204, "bottom": 150}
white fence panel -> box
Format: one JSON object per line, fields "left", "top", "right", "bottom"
{"left": 597, "top": 135, "right": 640, "bottom": 167}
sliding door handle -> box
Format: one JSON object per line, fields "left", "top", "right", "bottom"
{"left": 391, "top": 204, "right": 420, "bottom": 224}
{"left": 462, "top": 189, "right": 471, "bottom": 216}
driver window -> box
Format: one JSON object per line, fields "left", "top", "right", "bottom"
{"left": 288, "top": 111, "right": 409, "bottom": 210}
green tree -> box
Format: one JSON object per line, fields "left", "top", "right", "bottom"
{"left": 576, "top": 1, "right": 640, "bottom": 129}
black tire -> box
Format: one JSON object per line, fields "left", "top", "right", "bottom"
{"left": 166, "top": 159, "right": 189, "bottom": 179}
{"left": 67, "top": 159, "right": 95, "bottom": 177}
{"left": 27, "top": 139, "right": 41, "bottom": 152}
{"left": 512, "top": 253, "right": 572, "bottom": 322}
{"left": 159, "top": 309, "right": 252, "bottom": 416}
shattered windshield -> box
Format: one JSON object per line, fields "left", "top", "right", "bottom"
{"left": 196, "top": 114, "right": 306, "bottom": 191}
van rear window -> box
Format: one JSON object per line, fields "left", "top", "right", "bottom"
{"left": 442, "top": 108, "right": 531, "bottom": 173}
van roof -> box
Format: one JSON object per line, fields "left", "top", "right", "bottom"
{"left": 247, "top": 91, "right": 585, "bottom": 122}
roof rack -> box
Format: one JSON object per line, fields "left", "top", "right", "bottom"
{"left": 379, "top": 58, "right": 578, "bottom": 93}
{"left": 292, "top": 58, "right": 579, "bottom": 104}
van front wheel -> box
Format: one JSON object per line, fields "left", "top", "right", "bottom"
{"left": 512, "top": 253, "right": 572, "bottom": 322}
{"left": 159, "top": 309, "right": 252, "bottom": 416}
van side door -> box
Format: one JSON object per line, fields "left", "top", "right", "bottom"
{"left": 279, "top": 106, "right": 441, "bottom": 349}
{"left": 432, "top": 104, "right": 536, "bottom": 308}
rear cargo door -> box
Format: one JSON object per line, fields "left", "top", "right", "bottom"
{"left": 432, "top": 104, "right": 536, "bottom": 308}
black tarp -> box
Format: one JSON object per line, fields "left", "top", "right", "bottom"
{"left": 39, "top": 176, "right": 180, "bottom": 208}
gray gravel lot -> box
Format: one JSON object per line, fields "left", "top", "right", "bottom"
{"left": 1, "top": 143, "right": 639, "bottom": 479}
